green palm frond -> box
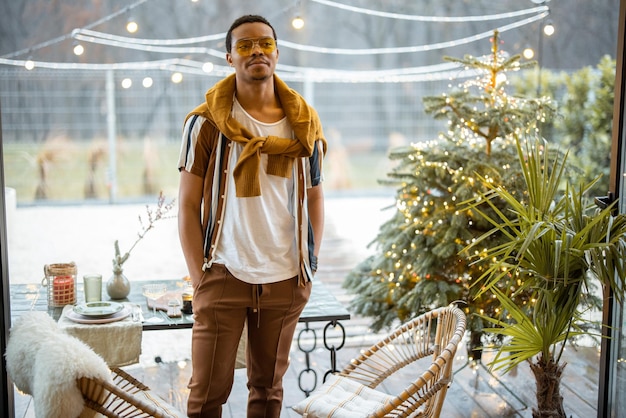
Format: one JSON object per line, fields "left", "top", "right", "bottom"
{"left": 465, "top": 136, "right": 626, "bottom": 376}
{"left": 482, "top": 287, "right": 584, "bottom": 373}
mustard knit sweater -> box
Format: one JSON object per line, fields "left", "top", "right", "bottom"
{"left": 186, "top": 73, "right": 326, "bottom": 197}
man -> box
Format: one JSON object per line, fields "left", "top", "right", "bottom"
{"left": 177, "top": 14, "right": 326, "bottom": 418}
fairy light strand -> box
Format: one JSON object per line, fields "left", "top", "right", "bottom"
{"left": 0, "top": 56, "right": 478, "bottom": 83}
{"left": 277, "top": 12, "right": 547, "bottom": 55}
{"left": 77, "top": 28, "right": 226, "bottom": 46}
{"left": 1, "top": 0, "right": 150, "bottom": 59}
{"left": 72, "top": 31, "right": 225, "bottom": 58}
{"left": 71, "top": 11, "right": 546, "bottom": 56}
{"left": 0, "top": 1, "right": 543, "bottom": 84}
{"left": 309, "top": 0, "right": 549, "bottom": 23}
{"left": 3, "top": 9, "right": 549, "bottom": 62}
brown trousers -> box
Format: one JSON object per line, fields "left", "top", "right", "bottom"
{"left": 187, "top": 264, "right": 311, "bottom": 418}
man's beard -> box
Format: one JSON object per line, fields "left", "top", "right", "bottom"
{"left": 250, "top": 73, "right": 271, "bottom": 81}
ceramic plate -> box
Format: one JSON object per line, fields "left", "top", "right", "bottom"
{"left": 73, "top": 301, "right": 124, "bottom": 318}
{"left": 65, "top": 307, "right": 131, "bottom": 324}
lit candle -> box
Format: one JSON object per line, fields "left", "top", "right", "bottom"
{"left": 53, "top": 275, "right": 75, "bottom": 305}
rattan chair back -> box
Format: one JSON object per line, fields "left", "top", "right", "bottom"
{"left": 337, "top": 304, "right": 466, "bottom": 417}
{"left": 78, "top": 367, "right": 183, "bottom": 418}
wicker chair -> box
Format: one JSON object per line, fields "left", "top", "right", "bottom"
{"left": 292, "top": 304, "right": 466, "bottom": 418}
{"left": 78, "top": 367, "right": 184, "bottom": 418}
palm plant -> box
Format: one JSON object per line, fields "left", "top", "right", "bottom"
{"left": 463, "top": 136, "right": 626, "bottom": 417}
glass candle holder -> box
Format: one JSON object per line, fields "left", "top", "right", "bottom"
{"left": 43, "top": 262, "right": 77, "bottom": 307}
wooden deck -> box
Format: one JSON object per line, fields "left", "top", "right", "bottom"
{"left": 12, "top": 205, "right": 600, "bottom": 417}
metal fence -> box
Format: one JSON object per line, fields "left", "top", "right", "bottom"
{"left": 0, "top": 68, "right": 448, "bottom": 144}
{"left": 0, "top": 67, "right": 451, "bottom": 202}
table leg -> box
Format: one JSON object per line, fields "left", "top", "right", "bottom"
{"left": 322, "top": 320, "right": 346, "bottom": 382}
{"left": 296, "top": 322, "right": 318, "bottom": 396}
{"left": 296, "top": 320, "right": 347, "bottom": 397}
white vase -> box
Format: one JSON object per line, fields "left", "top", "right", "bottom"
{"left": 106, "top": 270, "right": 131, "bottom": 300}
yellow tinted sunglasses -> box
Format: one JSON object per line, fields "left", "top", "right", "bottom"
{"left": 234, "top": 37, "right": 277, "bottom": 56}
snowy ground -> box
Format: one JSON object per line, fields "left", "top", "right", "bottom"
{"left": 7, "top": 191, "right": 395, "bottom": 285}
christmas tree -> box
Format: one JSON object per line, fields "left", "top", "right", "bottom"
{"left": 343, "top": 31, "right": 555, "bottom": 352}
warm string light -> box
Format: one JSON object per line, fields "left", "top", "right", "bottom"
{"left": 66, "top": 28, "right": 491, "bottom": 81}
{"left": 1, "top": 0, "right": 150, "bottom": 59}
{"left": 523, "top": 46, "right": 535, "bottom": 59}
{"left": 72, "top": 30, "right": 225, "bottom": 57}
{"left": 291, "top": 0, "right": 305, "bottom": 29}
{"left": 2, "top": 3, "right": 547, "bottom": 87}
{"left": 0, "top": 57, "right": 231, "bottom": 88}
{"left": 310, "top": 0, "right": 548, "bottom": 22}
{"left": 71, "top": 11, "right": 545, "bottom": 57}
{"left": 171, "top": 72, "right": 183, "bottom": 83}
{"left": 3, "top": 5, "right": 547, "bottom": 73}
{"left": 73, "top": 42, "right": 84, "bottom": 56}
{"left": 0, "top": 57, "right": 227, "bottom": 73}
{"left": 5, "top": 10, "right": 547, "bottom": 76}
{"left": 279, "top": 13, "right": 547, "bottom": 55}
{"left": 292, "top": 16, "right": 305, "bottom": 30}
{"left": 126, "top": 17, "right": 139, "bottom": 34}
{"left": 543, "top": 20, "right": 555, "bottom": 36}
{"left": 76, "top": 28, "right": 225, "bottom": 47}
{"left": 0, "top": 56, "right": 478, "bottom": 84}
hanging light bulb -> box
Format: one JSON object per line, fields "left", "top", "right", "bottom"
{"left": 142, "top": 77, "right": 153, "bottom": 88}
{"left": 126, "top": 17, "right": 138, "bottom": 34}
{"left": 171, "top": 72, "right": 183, "bottom": 83}
{"left": 543, "top": 20, "right": 555, "bottom": 36}
{"left": 292, "top": 15, "right": 304, "bottom": 30}
{"left": 522, "top": 47, "right": 535, "bottom": 60}
{"left": 121, "top": 78, "right": 132, "bottom": 89}
{"left": 24, "top": 57, "right": 35, "bottom": 70}
{"left": 202, "top": 62, "right": 214, "bottom": 73}
{"left": 73, "top": 42, "right": 84, "bottom": 56}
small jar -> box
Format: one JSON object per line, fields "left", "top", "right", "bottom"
{"left": 181, "top": 277, "right": 193, "bottom": 314}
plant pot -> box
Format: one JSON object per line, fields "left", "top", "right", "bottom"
{"left": 107, "top": 270, "right": 130, "bottom": 300}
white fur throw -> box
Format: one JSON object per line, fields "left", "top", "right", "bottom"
{"left": 5, "top": 311, "right": 112, "bottom": 418}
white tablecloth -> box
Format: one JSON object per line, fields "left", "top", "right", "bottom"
{"left": 58, "top": 304, "right": 142, "bottom": 367}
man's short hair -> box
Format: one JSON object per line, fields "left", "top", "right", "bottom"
{"left": 225, "top": 15, "right": 277, "bottom": 53}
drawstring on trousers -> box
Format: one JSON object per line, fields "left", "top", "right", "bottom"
{"left": 252, "top": 284, "right": 262, "bottom": 327}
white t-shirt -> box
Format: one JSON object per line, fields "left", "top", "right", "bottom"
{"left": 212, "top": 98, "right": 299, "bottom": 284}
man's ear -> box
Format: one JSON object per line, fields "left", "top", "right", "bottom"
{"left": 226, "top": 53, "right": 233, "bottom": 66}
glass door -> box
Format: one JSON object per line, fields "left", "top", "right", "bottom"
{"left": 598, "top": 0, "right": 626, "bottom": 415}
